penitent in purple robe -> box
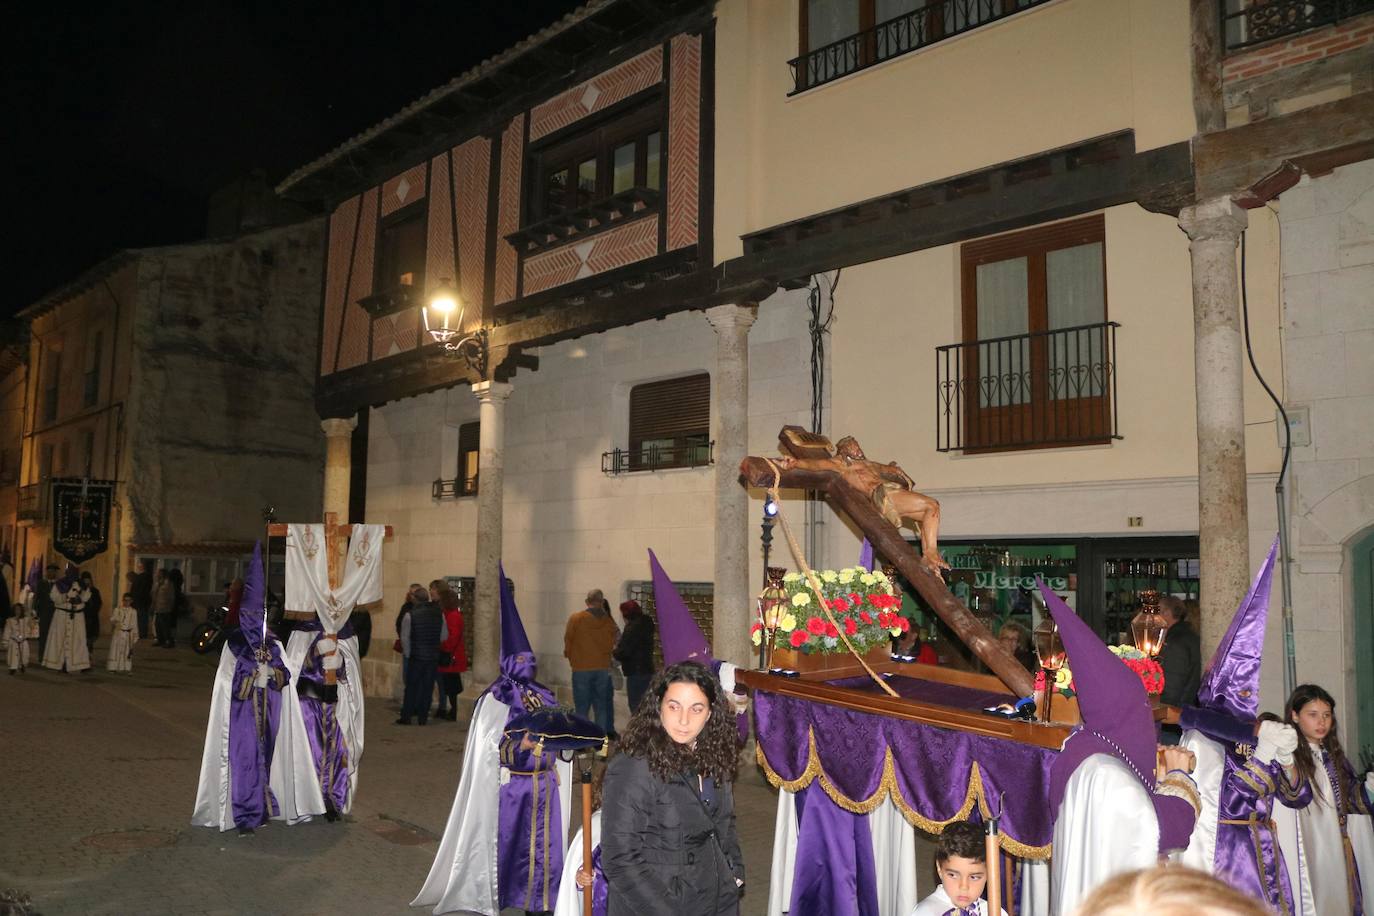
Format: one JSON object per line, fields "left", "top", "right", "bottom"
{"left": 292, "top": 618, "right": 354, "bottom": 814}
{"left": 226, "top": 628, "right": 289, "bottom": 829}
{"left": 497, "top": 723, "right": 564, "bottom": 912}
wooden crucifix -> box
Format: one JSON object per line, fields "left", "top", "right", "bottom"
{"left": 267, "top": 512, "right": 394, "bottom": 685}
{"left": 740, "top": 426, "right": 1035, "bottom": 698}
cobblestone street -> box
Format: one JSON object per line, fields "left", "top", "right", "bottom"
{"left": 1, "top": 643, "right": 780, "bottom": 916}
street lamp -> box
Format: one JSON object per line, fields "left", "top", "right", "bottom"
{"left": 760, "top": 496, "right": 778, "bottom": 582}
{"left": 422, "top": 278, "right": 488, "bottom": 376}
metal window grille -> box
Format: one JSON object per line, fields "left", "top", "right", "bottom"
{"left": 625, "top": 579, "right": 715, "bottom": 669}
{"left": 1222, "top": 0, "right": 1374, "bottom": 53}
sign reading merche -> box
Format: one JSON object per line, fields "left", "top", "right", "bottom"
{"left": 51, "top": 477, "right": 115, "bottom": 563}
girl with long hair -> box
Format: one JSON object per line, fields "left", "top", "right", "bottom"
{"left": 601, "top": 661, "right": 744, "bottom": 915}
{"left": 1279, "top": 683, "right": 1374, "bottom": 915}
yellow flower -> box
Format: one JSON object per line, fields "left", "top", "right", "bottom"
{"left": 751, "top": 628, "right": 763, "bottom": 647}
{"left": 838, "top": 568, "right": 855, "bottom": 584}
{"left": 859, "top": 573, "right": 876, "bottom": 586}
{"left": 791, "top": 592, "right": 811, "bottom": 608}
{"left": 820, "top": 570, "right": 838, "bottom": 583}
{"left": 779, "top": 613, "right": 797, "bottom": 631}
{"left": 783, "top": 572, "right": 802, "bottom": 583}
{"left": 1055, "top": 667, "right": 1073, "bottom": 689}
{"left": 888, "top": 627, "right": 902, "bottom": 638}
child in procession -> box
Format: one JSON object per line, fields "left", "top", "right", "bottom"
{"left": 1279, "top": 683, "right": 1374, "bottom": 916}
{"left": 912, "top": 819, "right": 1009, "bottom": 916}
{"left": 106, "top": 592, "right": 138, "bottom": 673}
{"left": 5, "top": 602, "right": 36, "bottom": 673}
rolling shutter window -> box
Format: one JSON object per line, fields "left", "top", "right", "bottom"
{"left": 628, "top": 373, "right": 710, "bottom": 469}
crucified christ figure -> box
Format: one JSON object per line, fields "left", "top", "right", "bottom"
{"left": 779, "top": 436, "right": 947, "bottom": 570}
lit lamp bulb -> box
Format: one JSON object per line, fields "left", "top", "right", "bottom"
{"left": 1131, "top": 589, "right": 1168, "bottom": 658}
{"left": 1033, "top": 618, "right": 1065, "bottom": 672}
{"left": 423, "top": 279, "right": 464, "bottom": 345}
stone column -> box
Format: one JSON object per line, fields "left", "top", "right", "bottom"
{"left": 320, "top": 416, "right": 358, "bottom": 519}
{"left": 1179, "top": 196, "right": 1250, "bottom": 659}
{"left": 705, "top": 304, "right": 757, "bottom": 668}
{"left": 472, "top": 380, "right": 513, "bottom": 683}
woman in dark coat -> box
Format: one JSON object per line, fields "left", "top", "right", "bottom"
{"left": 601, "top": 661, "right": 744, "bottom": 916}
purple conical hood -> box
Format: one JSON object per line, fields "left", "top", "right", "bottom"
{"left": 239, "top": 542, "right": 266, "bottom": 649}
{"left": 649, "top": 549, "right": 713, "bottom": 666}
{"left": 26, "top": 558, "right": 43, "bottom": 594}
{"left": 858, "top": 538, "right": 875, "bottom": 572}
{"left": 56, "top": 563, "right": 79, "bottom": 592}
{"left": 1196, "top": 537, "right": 1278, "bottom": 720}
{"left": 499, "top": 564, "right": 537, "bottom": 681}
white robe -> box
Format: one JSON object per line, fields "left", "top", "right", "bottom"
{"left": 553, "top": 811, "right": 602, "bottom": 916}
{"left": 106, "top": 606, "right": 138, "bottom": 671}
{"left": 412, "top": 691, "right": 574, "bottom": 915}
{"left": 911, "top": 885, "right": 1008, "bottom": 916}
{"left": 270, "top": 630, "right": 365, "bottom": 823}
{"left": 42, "top": 598, "right": 90, "bottom": 672}
{"left": 1050, "top": 754, "right": 1159, "bottom": 916}
{"left": 191, "top": 645, "right": 239, "bottom": 831}
{"left": 1176, "top": 728, "right": 1227, "bottom": 872}
{"left": 5, "top": 616, "right": 33, "bottom": 670}
{"left": 1274, "top": 744, "right": 1374, "bottom": 916}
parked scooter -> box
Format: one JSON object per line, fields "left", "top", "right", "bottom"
{"left": 192, "top": 604, "right": 229, "bottom": 655}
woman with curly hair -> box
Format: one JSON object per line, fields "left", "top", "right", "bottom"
{"left": 601, "top": 660, "right": 745, "bottom": 915}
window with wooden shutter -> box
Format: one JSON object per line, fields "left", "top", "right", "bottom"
{"left": 458, "top": 421, "right": 480, "bottom": 495}
{"left": 627, "top": 373, "right": 711, "bottom": 471}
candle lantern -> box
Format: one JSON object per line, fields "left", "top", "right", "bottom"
{"left": 1033, "top": 617, "right": 1066, "bottom": 723}
{"left": 756, "top": 567, "right": 789, "bottom": 670}
{"left": 1131, "top": 589, "right": 1168, "bottom": 658}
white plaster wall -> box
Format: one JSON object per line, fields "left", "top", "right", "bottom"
{"left": 365, "top": 288, "right": 817, "bottom": 689}
{"left": 1277, "top": 158, "right": 1374, "bottom": 749}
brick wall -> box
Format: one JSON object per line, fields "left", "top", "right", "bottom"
{"left": 1223, "top": 14, "right": 1374, "bottom": 82}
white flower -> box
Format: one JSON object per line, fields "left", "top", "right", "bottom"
{"left": 820, "top": 570, "right": 838, "bottom": 583}
{"left": 838, "top": 569, "right": 855, "bottom": 584}
{"left": 859, "top": 573, "right": 876, "bottom": 586}
{"left": 783, "top": 572, "right": 802, "bottom": 583}
{"left": 791, "top": 592, "right": 811, "bottom": 608}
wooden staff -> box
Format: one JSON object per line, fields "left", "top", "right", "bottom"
{"left": 985, "top": 815, "right": 1001, "bottom": 916}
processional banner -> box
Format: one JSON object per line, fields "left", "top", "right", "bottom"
{"left": 51, "top": 477, "right": 115, "bottom": 563}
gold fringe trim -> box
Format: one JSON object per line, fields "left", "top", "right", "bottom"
{"left": 756, "top": 728, "right": 1052, "bottom": 859}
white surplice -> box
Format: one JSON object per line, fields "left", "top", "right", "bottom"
{"left": 4, "top": 615, "right": 32, "bottom": 670}
{"left": 553, "top": 811, "right": 602, "bottom": 916}
{"left": 42, "top": 591, "right": 90, "bottom": 672}
{"left": 1050, "top": 754, "right": 1159, "bottom": 916}
{"left": 412, "top": 691, "right": 573, "bottom": 915}
{"left": 106, "top": 606, "right": 138, "bottom": 671}
{"left": 191, "top": 645, "right": 238, "bottom": 831}
{"left": 284, "top": 523, "right": 383, "bottom": 629}
{"left": 1176, "top": 728, "right": 1227, "bottom": 872}
{"left": 270, "top": 629, "right": 365, "bottom": 823}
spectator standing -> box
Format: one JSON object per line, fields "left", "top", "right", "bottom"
{"left": 613, "top": 599, "right": 656, "bottom": 714}
{"left": 1157, "top": 595, "right": 1201, "bottom": 745}
{"left": 432, "top": 580, "right": 468, "bottom": 721}
{"left": 393, "top": 583, "right": 424, "bottom": 698}
{"left": 80, "top": 571, "right": 102, "bottom": 654}
{"left": 565, "top": 588, "right": 620, "bottom": 740}
{"left": 398, "top": 586, "right": 447, "bottom": 725}
{"left": 129, "top": 559, "right": 153, "bottom": 639}
{"left": 151, "top": 568, "right": 176, "bottom": 648}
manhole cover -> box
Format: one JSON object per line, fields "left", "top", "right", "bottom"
{"left": 367, "top": 816, "right": 437, "bottom": 846}
{"left": 81, "top": 829, "right": 179, "bottom": 851}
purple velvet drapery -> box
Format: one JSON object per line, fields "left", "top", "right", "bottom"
{"left": 787, "top": 781, "right": 880, "bottom": 916}
{"left": 754, "top": 679, "right": 1059, "bottom": 853}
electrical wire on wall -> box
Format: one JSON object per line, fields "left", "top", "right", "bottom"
{"left": 804, "top": 270, "right": 840, "bottom": 569}
{"left": 1239, "top": 229, "right": 1298, "bottom": 697}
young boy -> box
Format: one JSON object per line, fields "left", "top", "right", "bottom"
{"left": 106, "top": 592, "right": 138, "bottom": 673}
{"left": 5, "top": 602, "right": 36, "bottom": 674}
{"left": 912, "top": 820, "right": 1008, "bottom": 916}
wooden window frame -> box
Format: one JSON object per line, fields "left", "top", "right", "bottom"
{"left": 525, "top": 98, "right": 665, "bottom": 226}
{"left": 628, "top": 372, "right": 711, "bottom": 472}
{"left": 458, "top": 421, "right": 480, "bottom": 496}
{"left": 373, "top": 201, "right": 428, "bottom": 297}
{"left": 959, "top": 213, "right": 1109, "bottom": 453}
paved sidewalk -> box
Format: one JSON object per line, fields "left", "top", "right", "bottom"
{"left": 0, "top": 642, "right": 780, "bottom": 916}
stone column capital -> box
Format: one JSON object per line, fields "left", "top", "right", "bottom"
{"left": 704, "top": 303, "right": 759, "bottom": 333}
{"left": 320, "top": 416, "right": 358, "bottom": 438}
{"left": 1179, "top": 196, "right": 1248, "bottom": 244}
{"left": 471, "top": 380, "right": 514, "bottom": 403}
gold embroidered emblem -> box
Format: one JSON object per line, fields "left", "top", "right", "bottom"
{"left": 299, "top": 526, "right": 320, "bottom": 560}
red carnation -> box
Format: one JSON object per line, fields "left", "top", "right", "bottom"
{"left": 844, "top": 617, "right": 858, "bottom": 636}
{"left": 789, "top": 630, "right": 808, "bottom": 648}
{"left": 825, "top": 622, "right": 839, "bottom": 638}
{"left": 859, "top": 611, "right": 872, "bottom": 625}
{"left": 750, "top": 622, "right": 763, "bottom": 634}
{"left": 833, "top": 597, "right": 850, "bottom": 613}
{"left": 897, "top": 616, "right": 910, "bottom": 632}
{"left": 806, "top": 617, "right": 826, "bottom": 635}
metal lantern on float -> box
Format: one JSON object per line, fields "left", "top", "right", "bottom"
{"left": 422, "top": 278, "right": 464, "bottom": 345}
{"left": 1131, "top": 589, "right": 1168, "bottom": 658}
{"left": 756, "top": 567, "right": 788, "bottom": 670}
{"left": 1033, "top": 617, "right": 1066, "bottom": 672}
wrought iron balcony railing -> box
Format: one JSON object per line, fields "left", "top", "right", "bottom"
{"left": 432, "top": 477, "right": 478, "bottom": 499}
{"left": 18, "top": 482, "right": 48, "bottom": 522}
{"left": 789, "top": 0, "right": 1052, "bottom": 94}
{"left": 1223, "top": 0, "right": 1374, "bottom": 53}
{"left": 602, "top": 440, "right": 714, "bottom": 475}
{"left": 936, "top": 321, "right": 1121, "bottom": 453}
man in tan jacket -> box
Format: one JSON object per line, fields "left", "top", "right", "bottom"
{"left": 564, "top": 588, "right": 620, "bottom": 739}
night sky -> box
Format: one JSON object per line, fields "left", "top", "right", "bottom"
{"left": 8, "top": 2, "right": 586, "bottom": 314}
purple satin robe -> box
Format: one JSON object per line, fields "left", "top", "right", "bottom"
{"left": 226, "top": 630, "right": 288, "bottom": 830}
{"left": 1214, "top": 754, "right": 1312, "bottom": 911}
{"left": 294, "top": 620, "right": 354, "bottom": 813}
{"left": 497, "top": 729, "right": 563, "bottom": 912}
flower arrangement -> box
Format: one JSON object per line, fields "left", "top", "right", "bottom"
{"left": 1032, "top": 644, "right": 1165, "bottom": 699}
{"left": 752, "top": 566, "right": 907, "bottom": 656}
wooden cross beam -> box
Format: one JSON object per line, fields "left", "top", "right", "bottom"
{"left": 740, "top": 429, "right": 1036, "bottom": 698}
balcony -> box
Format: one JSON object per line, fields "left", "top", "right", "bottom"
{"left": 432, "top": 477, "right": 478, "bottom": 500}
{"left": 1223, "top": 0, "right": 1374, "bottom": 53}
{"left": 18, "top": 483, "right": 48, "bottom": 523}
{"left": 935, "top": 322, "right": 1121, "bottom": 453}
{"left": 789, "top": 0, "right": 1053, "bottom": 95}
{"left": 602, "top": 440, "right": 714, "bottom": 475}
